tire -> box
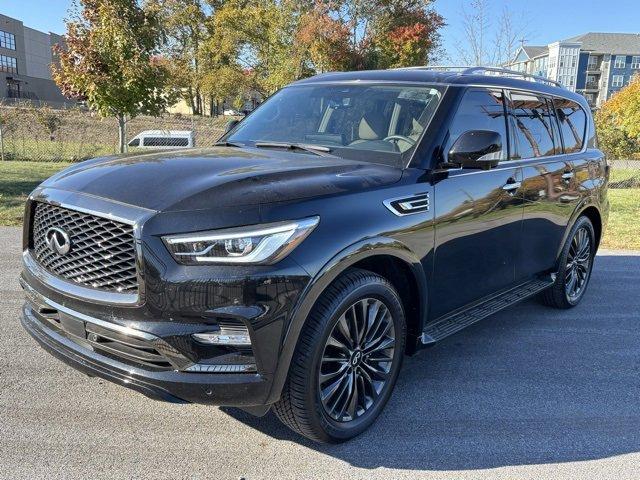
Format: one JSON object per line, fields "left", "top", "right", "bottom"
{"left": 540, "top": 216, "right": 596, "bottom": 309}
{"left": 273, "top": 268, "right": 406, "bottom": 443}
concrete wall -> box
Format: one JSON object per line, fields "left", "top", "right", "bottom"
{"left": 0, "top": 14, "right": 73, "bottom": 106}
{"left": 23, "top": 26, "right": 53, "bottom": 80}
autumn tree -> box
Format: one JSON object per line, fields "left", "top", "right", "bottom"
{"left": 153, "top": 0, "right": 209, "bottom": 115}
{"left": 454, "top": 0, "right": 530, "bottom": 66}
{"left": 53, "top": 0, "right": 175, "bottom": 153}
{"left": 372, "top": 1, "right": 445, "bottom": 68}
{"left": 297, "top": 0, "right": 444, "bottom": 72}
{"left": 297, "top": 3, "right": 352, "bottom": 73}
{"left": 596, "top": 76, "right": 640, "bottom": 159}
{"left": 211, "top": 0, "right": 306, "bottom": 96}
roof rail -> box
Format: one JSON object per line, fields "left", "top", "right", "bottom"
{"left": 393, "top": 65, "right": 566, "bottom": 89}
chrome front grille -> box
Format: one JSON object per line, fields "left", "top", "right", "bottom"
{"left": 31, "top": 202, "right": 138, "bottom": 294}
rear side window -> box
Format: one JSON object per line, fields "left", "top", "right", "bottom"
{"left": 508, "top": 92, "right": 557, "bottom": 159}
{"left": 553, "top": 99, "right": 586, "bottom": 153}
{"left": 142, "top": 136, "right": 189, "bottom": 147}
{"left": 446, "top": 89, "right": 508, "bottom": 160}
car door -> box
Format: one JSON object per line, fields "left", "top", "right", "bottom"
{"left": 430, "top": 88, "right": 524, "bottom": 319}
{"left": 508, "top": 92, "right": 586, "bottom": 279}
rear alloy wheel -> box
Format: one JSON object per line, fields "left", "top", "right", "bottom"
{"left": 564, "top": 225, "right": 592, "bottom": 302}
{"left": 273, "top": 269, "right": 406, "bottom": 443}
{"left": 541, "top": 216, "right": 595, "bottom": 309}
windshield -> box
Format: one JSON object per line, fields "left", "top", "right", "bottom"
{"left": 226, "top": 83, "right": 443, "bottom": 166}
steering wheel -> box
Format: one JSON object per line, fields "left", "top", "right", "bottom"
{"left": 383, "top": 135, "right": 416, "bottom": 146}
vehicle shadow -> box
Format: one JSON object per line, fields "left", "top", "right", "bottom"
{"left": 223, "top": 254, "right": 640, "bottom": 471}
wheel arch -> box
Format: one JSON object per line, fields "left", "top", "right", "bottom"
{"left": 265, "top": 236, "right": 427, "bottom": 405}
{"left": 557, "top": 202, "right": 603, "bottom": 261}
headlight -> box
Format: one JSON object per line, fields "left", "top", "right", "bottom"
{"left": 163, "top": 216, "right": 319, "bottom": 265}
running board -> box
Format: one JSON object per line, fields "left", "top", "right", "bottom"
{"left": 421, "top": 277, "right": 555, "bottom": 345}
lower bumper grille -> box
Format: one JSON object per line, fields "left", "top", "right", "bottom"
{"left": 85, "top": 324, "right": 173, "bottom": 369}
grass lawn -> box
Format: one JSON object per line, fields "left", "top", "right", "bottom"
{"left": 601, "top": 189, "right": 640, "bottom": 250}
{"left": 1, "top": 160, "right": 638, "bottom": 250}
{"left": 0, "top": 161, "right": 72, "bottom": 226}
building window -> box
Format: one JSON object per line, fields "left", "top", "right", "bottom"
{"left": 0, "top": 31, "right": 16, "bottom": 50}
{"left": 612, "top": 75, "right": 625, "bottom": 87}
{"left": 614, "top": 55, "right": 626, "bottom": 68}
{"left": 632, "top": 56, "right": 640, "bottom": 69}
{"left": 587, "top": 55, "right": 598, "bottom": 69}
{"left": 0, "top": 55, "right": 17, "bottom": 73}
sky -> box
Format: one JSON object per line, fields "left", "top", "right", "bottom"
{"left": 3, "top": 0, "right": 640, "bottom": 60}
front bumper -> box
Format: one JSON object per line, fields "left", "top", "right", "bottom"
{"left": 21, "top": 299, "right": 272, "bottom": 406}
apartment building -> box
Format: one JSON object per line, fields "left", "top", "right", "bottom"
{"left": 506, "top": 33, "right": 640, "bottom": 109}
{"left": 0, "top": 13, "right": 70, "bottom": 106}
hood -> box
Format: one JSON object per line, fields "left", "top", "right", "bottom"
{"left": 41, "top": 147, "right": 402, "bottom": 212}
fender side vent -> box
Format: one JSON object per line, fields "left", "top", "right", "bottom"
{"left": 384, "top": 193, "right": 430, "bottom": 216}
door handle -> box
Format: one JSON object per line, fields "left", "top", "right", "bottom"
{"left": 502, "top": 179, "right": 521, "bottom": 193}
{"left": 562, "top": 171, "right": 574, "bottom": 181}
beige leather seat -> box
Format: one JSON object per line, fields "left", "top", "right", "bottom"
{"left": 351, "top": 116, "right": 383, "bottom": 145}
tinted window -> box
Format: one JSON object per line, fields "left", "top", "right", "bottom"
{"left": 142, "top": 136, "right": 189, "bottom": 147}
{"left": 446, "top": 89, "right": 508, "bottom": 161}
{"left": 227, "top": 84, "right": 443, "bottom": 166}
{"left": 553, "top": 99, "right": 586, "bottom": 153}
{"left": 128, "top": 138, "right": 140, "bottom": 147}
{"left": 508, "top": 92, "right": 557, "bottom": 159}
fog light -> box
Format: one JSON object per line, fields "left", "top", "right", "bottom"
{"left": 192, "top": 329, "right": 251, "bottom": 346}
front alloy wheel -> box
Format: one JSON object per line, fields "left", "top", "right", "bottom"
{"left": 273, "top": 269, "right": 406, "bottom": 443}
{"left": 319, "top": 298, "right": 396, "bottom": 423}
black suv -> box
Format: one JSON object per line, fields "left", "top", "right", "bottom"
{"left": 20, "top": 68, "right": 609, "bottom": 443}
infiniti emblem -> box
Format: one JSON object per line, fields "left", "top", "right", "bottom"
{"left": 45, "top": 227, "right": 72, "bottom": 255}
{"left": 350, "top": 350, "right": 363, "bottom": 367}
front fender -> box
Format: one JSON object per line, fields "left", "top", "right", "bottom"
{"left": 264, "top": 235, "right": 427, "bottom": 405}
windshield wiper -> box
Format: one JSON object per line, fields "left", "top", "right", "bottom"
{"left": 254, "top": 142, "right": 332, "bottom": 156}
{"left": 214, "top": 141, "right": 244, "bottom": 147}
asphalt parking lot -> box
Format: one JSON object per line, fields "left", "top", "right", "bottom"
{"left": 1, "top": 225, "right": 639, "bottom": 480}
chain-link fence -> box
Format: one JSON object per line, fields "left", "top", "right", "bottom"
{"left": 609, "top": 159, "right": 640, "bottom": 189}
{"left": 1, "top": 102, "right": 640, "bottom": 190}
{"left": 0, "top": 102, "right": 229, "bottom": 163}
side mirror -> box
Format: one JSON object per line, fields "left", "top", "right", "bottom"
{"left": 224, "top": 119, "right": 240, "bottom": 135}
{"left": 448, "top": 130, "right": 502, "bottom": 169}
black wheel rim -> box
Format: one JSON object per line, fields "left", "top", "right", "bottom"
{"left": 565, "top": 226, "right": 592, "bottom": 301}
{"left": 318, "top": 298, "right": 396, "bottom": 423}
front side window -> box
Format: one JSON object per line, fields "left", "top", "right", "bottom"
{"left": 0, "top": 31, "right": 16, "bottom": 50}
{"left": 614, "top": 55, "right": 626, "bottom": 68}
{"left": 445, "top": 88, "right": 508, "bottom": 161}
{"left": 612, "top": 75, "right": 624, "bottom": 87}
{"left": 227, "top": 84, "right": 443, "bottom": 166}
{"left": 553, "top": 99, "right": 586, "bottom": 153}
{"left": 508, "top": 92, "right": 557, "bottom": 159}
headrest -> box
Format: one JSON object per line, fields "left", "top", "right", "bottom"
{"left": 358, "top": 115, "right": 386, "bottom": 140}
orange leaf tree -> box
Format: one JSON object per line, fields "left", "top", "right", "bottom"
{"left": 596, "top": 75, "right": 640, "bottom": 159}
{"left": 52, "top": 0, "right": 176, "bottom": 153}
